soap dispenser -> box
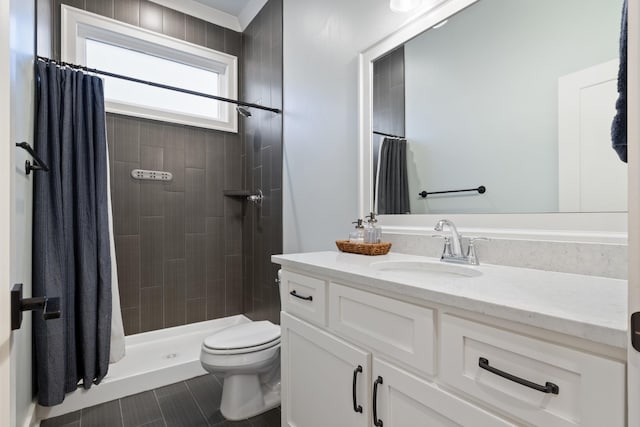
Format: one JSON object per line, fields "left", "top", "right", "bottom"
{"left": 364, "top": 212, "right": 382, "bottom": 243}
{"left": 349, "top": 219, "right": 365, "bottom": 243}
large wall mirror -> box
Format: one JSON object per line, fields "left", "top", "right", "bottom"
{"left": 359, "top": 0, "right": 628, "bottom": 232}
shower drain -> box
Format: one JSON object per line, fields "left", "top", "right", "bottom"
{"left": 163, "top": 353, "right": 178, "bottom": 359}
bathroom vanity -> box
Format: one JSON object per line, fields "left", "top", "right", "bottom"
{"left": 272, "top": 252, "right": 626, "bottom": 427}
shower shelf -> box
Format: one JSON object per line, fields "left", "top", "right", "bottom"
{"left": 223, "top": 190, "right": 252, "bottom": 197}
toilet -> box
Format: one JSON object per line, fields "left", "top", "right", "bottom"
{"left": 200, "top": 320, "right": 281, "bottom": 420}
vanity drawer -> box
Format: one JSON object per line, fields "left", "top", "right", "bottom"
{"left": 374, "top": 358, "right": 517, "bottom": 427}
{"left": 329, "top": 282, "right": 435, "bottom": 376}
{"left": 281, "top": 270, "right": 327, "bottom": 326}
{"left": 440, "top": 314, "right": 625, "bottom": 427}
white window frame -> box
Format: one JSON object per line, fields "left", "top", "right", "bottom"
{"left": 61, "top": 5, "right": 238, "bottom": 133}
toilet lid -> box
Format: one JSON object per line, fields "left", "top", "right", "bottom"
{"left": 204, "top": 321, "right": 281, "bottom": 350}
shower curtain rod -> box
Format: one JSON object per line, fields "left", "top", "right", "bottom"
{"left": 373, "top": 130, "right": 405, "bottom": 139}
{"left": 35, "top": 56, "right": 282, "bottom": 114}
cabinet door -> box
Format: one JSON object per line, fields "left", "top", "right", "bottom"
{"left": 281, "top": 313, "right": 370, "bottom": 427}
{"left": 373, "top": 358, "right": 517, "bottom": 427}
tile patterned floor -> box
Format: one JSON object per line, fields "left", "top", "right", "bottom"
{"left": 41, "top": 375, "right": 281, "bottom": 427}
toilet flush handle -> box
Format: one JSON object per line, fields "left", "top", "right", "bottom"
{"left": 275, "top": 269, "right": 282, "bottom": 286}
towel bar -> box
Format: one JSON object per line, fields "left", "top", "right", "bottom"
{"left": 419, "top": 186, "right": 486, "bottom": 198}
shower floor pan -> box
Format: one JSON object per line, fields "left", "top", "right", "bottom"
{"left": 37, "top": 314, "right": 251, "bottom": 420}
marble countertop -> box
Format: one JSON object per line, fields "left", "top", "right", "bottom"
{"left": 272, "top": 251, "right": 628, "bottom": 349}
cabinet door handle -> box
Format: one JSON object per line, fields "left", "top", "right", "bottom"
{"left": 478, "top": 357, "right": 559, "bottom": 395}
{"left": 373, "top": 376, "right": 383, "bottom": 427}
{"left": 289, "top": 290, "right": 313, "bottom": 301}
{"left": 352, "top": 365, "right": 363, "bottom": 413}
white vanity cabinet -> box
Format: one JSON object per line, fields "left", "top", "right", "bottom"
{"left": 281, "top": 312, "right": 370, "bottom": 427}
{"left": 281, "top": 312, "right": 517, "bottom": 427}
{"left": 278, "top": 267, "right": 626, "bottom": 427}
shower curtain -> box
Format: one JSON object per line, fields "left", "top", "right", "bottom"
{"left": 376, "top": 137, "right": 411, "bottom": 214}
{"left": 33, "top": 61, "right": 123, "bottom": 406}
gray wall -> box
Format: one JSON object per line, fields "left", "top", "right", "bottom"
{"left": 282, "top": 0, "right": 413, "bottom": 253}
{"left": 404, "top": 0, "right": 622, "bottom": 214}
{"left": 241, "top": 0, "right": 283, "bottom": 325}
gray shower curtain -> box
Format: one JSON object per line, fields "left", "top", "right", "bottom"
{"left": 33, "top": 61, "right": 112, "bottom": 406}
{"left": 376, "top": 138, "right": 410, "bottom": 214}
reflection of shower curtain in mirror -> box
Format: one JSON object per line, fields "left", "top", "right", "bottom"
{"left": 376, "top": 138, "right": 410, "bottom": 214}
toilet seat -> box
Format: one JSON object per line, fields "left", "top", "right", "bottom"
{"left": 203, "top": 321, "right": 281, "bottom": 355}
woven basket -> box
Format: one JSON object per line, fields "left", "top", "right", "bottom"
{"left": 335, "top": 240, "right": 392, "bottom": 256}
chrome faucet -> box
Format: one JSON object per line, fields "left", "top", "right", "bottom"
{"left": 433, "top": 219, "right": 487, "bottom": 265}
{"left": 434, "top": 219, "right": 464, "bottom": 257}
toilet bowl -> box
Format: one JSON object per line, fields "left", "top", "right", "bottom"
{"left": 200, "top": 320, "right": 281, "bottom": 420}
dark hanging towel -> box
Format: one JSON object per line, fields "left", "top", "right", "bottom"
{"left": 377, "top": 138, "right": 411, "bottom": 214}
{"left": 611, "top": 0, "right": 628, "bottom": 163}
{"left": 33, "top": 61, "right": 112, "bottom": 406}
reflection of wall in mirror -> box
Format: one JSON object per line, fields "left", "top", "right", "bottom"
{"left": 402, "top": 0, "right": 623, "bottom": 214}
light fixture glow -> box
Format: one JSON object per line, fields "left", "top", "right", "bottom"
{"left": 389, "top": 0, "right": 421, "bottom": 13}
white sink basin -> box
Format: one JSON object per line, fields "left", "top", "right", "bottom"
{"left": 370, "top": 260, "right": 482, "bottom": 278}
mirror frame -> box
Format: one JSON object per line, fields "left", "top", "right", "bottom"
{"left": 357, "top": 0, "right": 627, "bottom": 242}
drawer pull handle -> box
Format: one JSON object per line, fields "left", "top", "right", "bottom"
{"left": 373, "top": 376, "right": 383, "bottom": 426}
{"left": 352, "top": 365, "right": 363, "bottom": 413}
{"left": 478, "top": 357, "right": 559, "bottom": 395}
{"left": 290, "top": 290, "right": 313, "bottom": 301}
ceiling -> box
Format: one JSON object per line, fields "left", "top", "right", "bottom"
{"left": 150, "top": 0, "right": 268, "bottom": 31}
{"left": 193, "top": 0, "right": 253, "bottom": 17}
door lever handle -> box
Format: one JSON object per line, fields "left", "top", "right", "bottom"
{"left": 11, "top": 283, "right": 61, "bottom": 330}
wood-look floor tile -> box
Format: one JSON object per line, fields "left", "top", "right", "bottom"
{"left": 185, "top": 375, "right": 223, "bottom": 425}
{"left": 120, "top": 390, "right": 163, "bottom": 427}
{"left": 40, "top": 410, "right": 81, "bottom": 427}
{"left": 155, "top": 382, "right": 208, "bottom": 427}
{"left": 81, "top": 400, "right": 123, "bottom": 427}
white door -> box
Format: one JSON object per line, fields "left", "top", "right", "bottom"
{"left": 0, "top": 0, "right": 13, "bottom": 421}
{"left": 628, "top": 1, "right": 640, "bottom": 426}
{"left": 372, "top": 358, "right": 516, "bottom": 427}
{"left": 1, "top": 0, "right": 36, "bottom": 425}
{"left": 281, "top": 313, "right": 370, "bottom": 427}
{"left": 558, "top": 59, "right": 627, "bottom": 212}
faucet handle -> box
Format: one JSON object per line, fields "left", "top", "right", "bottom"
{"left": 468, "top": 236, "right": 489, "bottom": 244}
{"left": 466, "top": 237, "right": 489, "bottom": 265}
{"left": 432, "top": 235, "right": 452, "bottom": 259}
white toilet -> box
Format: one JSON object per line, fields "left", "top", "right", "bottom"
{"left": 200, "top": 320, "right": 281, "bottom": 420}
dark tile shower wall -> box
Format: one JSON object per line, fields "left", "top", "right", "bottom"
{"left": 39, "top": 0, "right": 246, "bottom": 335}
{"left": 106, "top": 116, "right": 244, "bottom": 334}
{"left": 373, "top": 46, "right": 406, "bottom": 137}
{"left": 372, "top": 46, "right": 405, "bottom": 184}
{"left": 241, "top": 0, "right": 283, "bottom": 325}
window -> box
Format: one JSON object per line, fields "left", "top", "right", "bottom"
{"left": 61, "top": 5, "right": 238, "bottom": 132}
